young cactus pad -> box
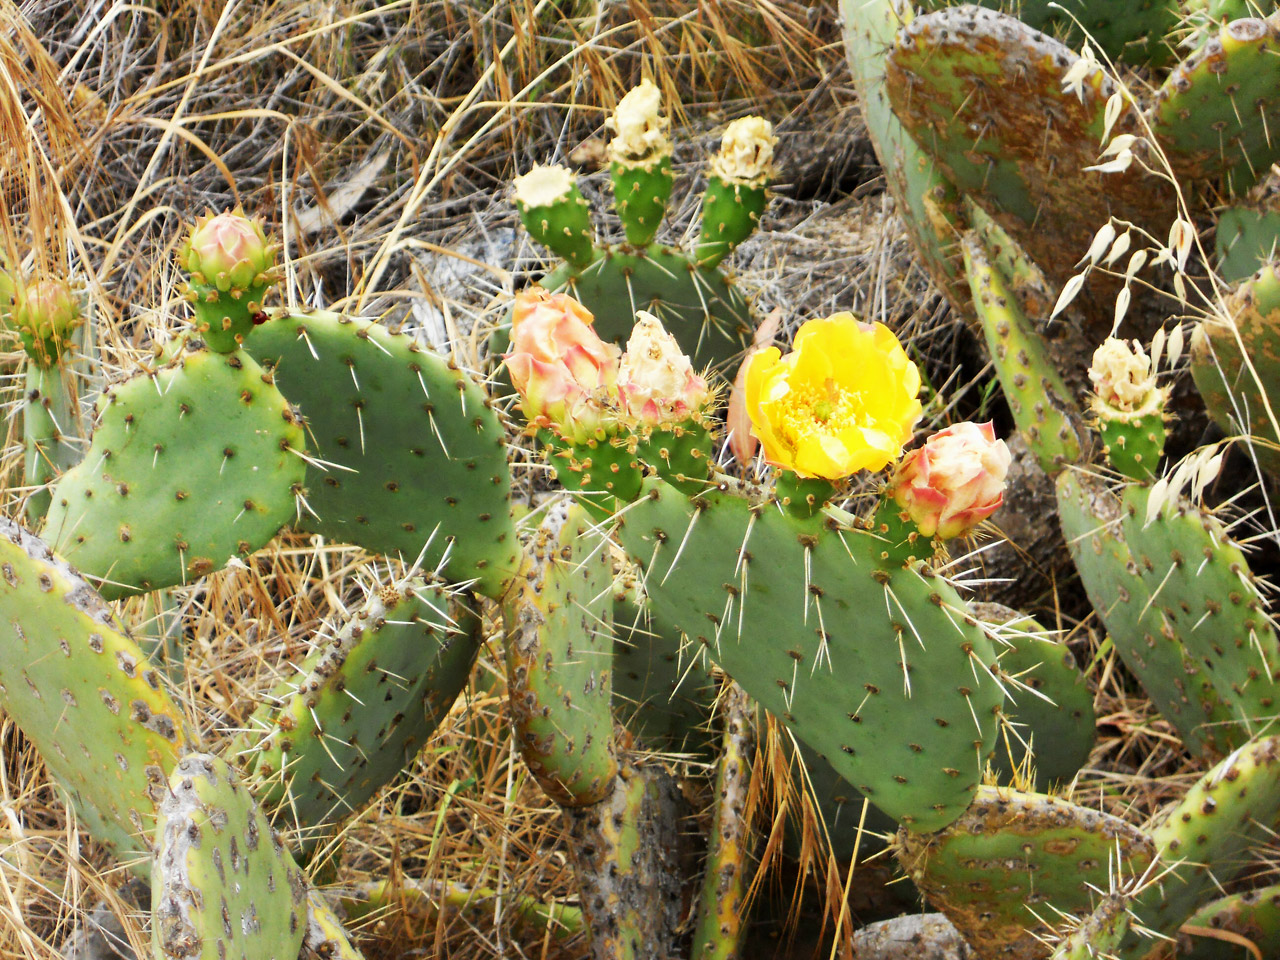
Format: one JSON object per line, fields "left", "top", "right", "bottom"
{"left": 246, "top": 310, "right": 518, "bottom": 598}
{"left": 503, "top": 500, "right": 618, "bottom": 806}
{"left": 0, "top": 518, "right": 192, "bottom": 867}
{"left": 151, "top": 754, "right": 307, "bottom": 960}
{"left": 616, "top": 478, "right": 1005, "bottom": 832}
{"left": 896, "top": 787, "right": 1156, "bottom": 960}
{"left": 43, "top": 344, "right": 306, "bottom": 599}
{"left": 1178, "top": 885, "right": 1280, "bottom": 960}
{"left": 235, "top": 579, "right": 481, "bottom": 840}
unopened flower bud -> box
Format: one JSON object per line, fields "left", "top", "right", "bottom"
{"left": 708, "top": 116, "right": 776, "bottom": 185}
{"left": 891, "top": 421, "right": 1011, "bottom": 539}
{"left": 182, "top": 211, "right": 274, "bottom": 293}
{"left": 618, "top": 311, "right": 710, "bottom": 425}
{"left": 13, "top": 278, "right": 80, "bottom": 364}
{"left": 606, "top": 80, "right": 671, "bottom": 165}
{"left": 1089, "top": 338, "right": 1161, "bottom": 415}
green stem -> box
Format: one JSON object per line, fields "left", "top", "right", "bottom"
{"left": 23, "top": 361, "right": 79, "bottom": 523}
{"left": 869, "top": 496, "right": 930, "bottom": 569}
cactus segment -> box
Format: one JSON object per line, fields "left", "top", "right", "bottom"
{"left": 1190, "top": 264, "right": 1280, "bottom": 475}
{"left": 305, "top": 889, "right": 368, "bottom": 959}
{"left": 42, "top": 345, "right": 305, "bottom": 599}
{"left": 919, "top": 0, "right": 1180, "bottom": 66}
{"left": 965, "top": 234, "right": 1085, "bottom": 473}
{"left": 1057, "top": 471, "right": 1241, "bottom": 757}
{"left": 503, "top": 501, "right": 618, "bottom": 807}
{"left": 789, "top": 739, "right": 897, "bottom": 861}
{"left": 1152, "top": 15, "right": 1280, "bottom": 196}
{"left": 1216, "top": 205, "right": 1280, "bottom": 283}
{"left": 1099, "top": 413, "right": 1166, "bottom": 481}
{"left": 611, "top": 157, "right": 674, "bottom": 247}
{"left": 514, "top": 165, "right": 596, "bottom": 269}
{"left": 1050, "top": 895, "right": 1131, "bottom": 960}
{"left": 1116, "top": 736, "right": 1280, "bottom": 959}
{"left": 1178, "top": 885, "right": 1280, "bottom": 960}
{"left": 235, "top": 580, "right": 481, "bottom": 841}
{"left": 245, "top": 310, "right": 519, "bottom": 598}
{"left": 538, "top": 245, "right": 752, "bottom": 376}
{"left": 0, "top": 519, "right": 192, "bottom": 866}
{"left": 24, "top": 361, "right": 80, "bottom": 521}
{"left": 840, "top": 0, "right": 974, "bottom": 318}
{"left": 690, "top": 683, "right": 754, "bottom": 960}
{"left": 563, "top": 764, "right": 686, "bottom": 960}
{"left": 1115, "top": 483, "right": 1280, "bottom": 746}
{"left": 151, "top": 754, "right": 307, "bottom": 960}
{"left": 695, "top": 176, "right": 768, "bottom": 270}
{"left": 887, "top": 6, "right": 1166, "bottom": 292}
{"left": 973, "top": 603, "right": 1095, "bottom": 791}
{"left": 612, "top": 583, "right": 717, "bottom": 755}
{"left": 616, "top": 479, "right": 1004, "bottom": 832}
{"left": 896, "top": 787, "right": 1155, "bottom": 960}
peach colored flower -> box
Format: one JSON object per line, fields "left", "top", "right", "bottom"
{"left": 505, "top": 288, "right": 620, "bottom": 443}
{"left": 745, "top": 314, "right": 922, "bottom": 479}
{"left": 891, "top": 421, "right": 1011, "bottom": 539}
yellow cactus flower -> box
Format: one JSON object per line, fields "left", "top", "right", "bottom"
{"left": 745, "top": 314, "right": 922, "bottom": 480}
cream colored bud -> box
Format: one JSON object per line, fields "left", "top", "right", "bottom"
{"left": 1089, "top": 337, "right": 1158, "bottom": 413}
{"left": 618, "top": 310, "right": 710, "bottom": 424}
{"left": 708, "top": 116, "right": 776, "bottom": 185}
{"left": 513, "top": 164, "right": 576, "bottom": 208}
{"left": 606, "top": 80, "right": 671, "bottom": 165}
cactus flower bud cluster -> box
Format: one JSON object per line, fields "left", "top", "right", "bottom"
{"left": 179, "top": 209, "right": 280, "bottom": 352}
{"left": 890, "top": 421, "right": 1011, "bottom": 539}
{"left": 12, "top": 278, "right": 81, "bottom": 365}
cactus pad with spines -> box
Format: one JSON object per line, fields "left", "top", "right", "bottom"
{"left": 616, "top": 478, "right": 1004, "bottom": 832}
{"left": 1152, "top": 15, "right": 1280, "bottom": 196}
{"left": 897, "top": 787, "right": 1155, "bottom": 960}
{"left": 1178, "top": 885, "right": 1280, "bottom": 960}
{"left": 973, "top": 603, "right": 1095, "bottom": 790}
{"left": 504, "top": 501, "right": 618, "bottom": 806}
{"left": 246, "top": 310, "right": 519, "bottom": 598}
{"left": 151, "top": 754, "right": 307, "bottom": 960}
{"left": 236, "top": 579, "right": 481, "bottom": 840}
{"left": 538, "top": 247, "right": 752, "bottom": 376}
{"left": 1057, "top": 471, "right": 1242, "bottom": 757}
{"left": 43, "top": 344, "right": 305, "bottom": 599}
{"left": 1191, "top": 263, "right": 1280, "bottom": 476}
{"left": 0, "top": 518, "right": 193, "bottom": 866}
{"left": 1116, "top": 735, "right": 1280, "bottom": 959}
{"left": 966, "top": 234, "right": 1085, "bottom": 473}
{"left": 1217, "top": 206, "right": 1280, "bottom": 284}
{"left": 1050, "top": 895, "right": 1132, "bottom": 960}
{"left": 887, "top": 6, "right": 1167, "bottom": 292}
{"left": 24, "top": 362, "right": 80, "bottom": 521}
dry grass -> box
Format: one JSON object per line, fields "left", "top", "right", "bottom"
{"left": 0, "top": 1, "right": 1258, "bottom": 958}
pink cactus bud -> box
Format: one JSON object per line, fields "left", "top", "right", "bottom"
{"left": 890, "top": 421, "right": 1011, "bottom": 540}
{"left": 505, "top": 288, "right": 621, "bottom": 443}
{"left": 183, "top": 211, "right": 274, "bottom": 293}
{"left": 617, "top": 311, "right": 710, "bottom": 425}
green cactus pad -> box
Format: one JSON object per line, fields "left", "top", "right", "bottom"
{"left": 887, "top": 6, "right": 1167, "bottom": 292}
{"left": 246, "top": 310, "right": 519, "bottom": 598}
{"left": 1116, "top": 735, "right": 1280, "bottom": 959}
{"left": 1216, "top": 181, "right": 1280, "bottom": 283}
{"left": 1178, "top": 885, "right": 1280, "bottom": 960}
{"left": 840, "top": 0, "right": 974, "bottom": 318}
{"left": 42, "top": 345, "right": 305, "bottom": 599}
{"left": 0, "top": 519, "right": 193, "bottom": 866}
{"left": 1099, "top": 413, "right": 1166, "bottom": 481}
{"left": 538, "top": 245, "right": 752, "bottom": 377}
{"left": 1057, "top": 471, "right": 1245, "bottom": 757}
{"left": 24, "top": 361, "right": 81, "bottom": 521}
{"left": 613, "top": 582, "right": 717, "bottom": 755}
{"left": 304, "top": 889, "right": 368, "bottom": 960}
{"left": 504, "top": 501, "right": 618, "bottom": 806}
{"left": 972, "top": 603, "right": 1096, "bottom": 791}
{"left": 515, "top": 167, "right": 596, "bottom": 269}
{"left": 897, "top": 787, "right": 1155, "bottom": 960}
{"left": 1115, "top": 483, "right": 1280, "bottom": 747}
{"left": 616, "top": 478, "right": 1004, "bottom": 832}
{"left": 235, "top": 579, "right": 481, "bottom": 840}
{"left": 1191, "top": 264, "right": 1280, "bottom": 476}
{"left": 611, "top": 157, "right": 674, "bottom": 247}
{"left": 1051, "top": 895, "right": 1131, "bottom": 960}
{"left": 151, "top": 754, "right": 307, "bottom": 960}
{"left": 695, "top": 176, "right": 768, "bottom": 269}
{"left": 920, "top": 0, "right": 1180, "bottom": 66}
{"left": 1152, "top": 14, "right": 1280, "bottom": 196}
{"left": 966, "top": 234, "right": 1085, "bottom": 473}
{"left": 788, "top": 739, "right": 897, "bottom": 862}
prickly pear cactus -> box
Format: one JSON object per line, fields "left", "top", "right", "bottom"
{"left": 246, "top": 310, "right": 518, "bottom": 598}
{"left": 42, "top": 343, "right": 306, "bottom": 599}
{"left": 0, "top": 517, "right": 192, "bottom": 866}
{"left": 236, "top": 579, "right": 482, "bottom": 840}
{"left": 896, "top": 787, "right": 1155, "bottom": 960}
{"left": 151, "top": 754, "right": 307, "bottom": 960}
{"left": 616, "top": 478, "right": 1004, "bottom": 831}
